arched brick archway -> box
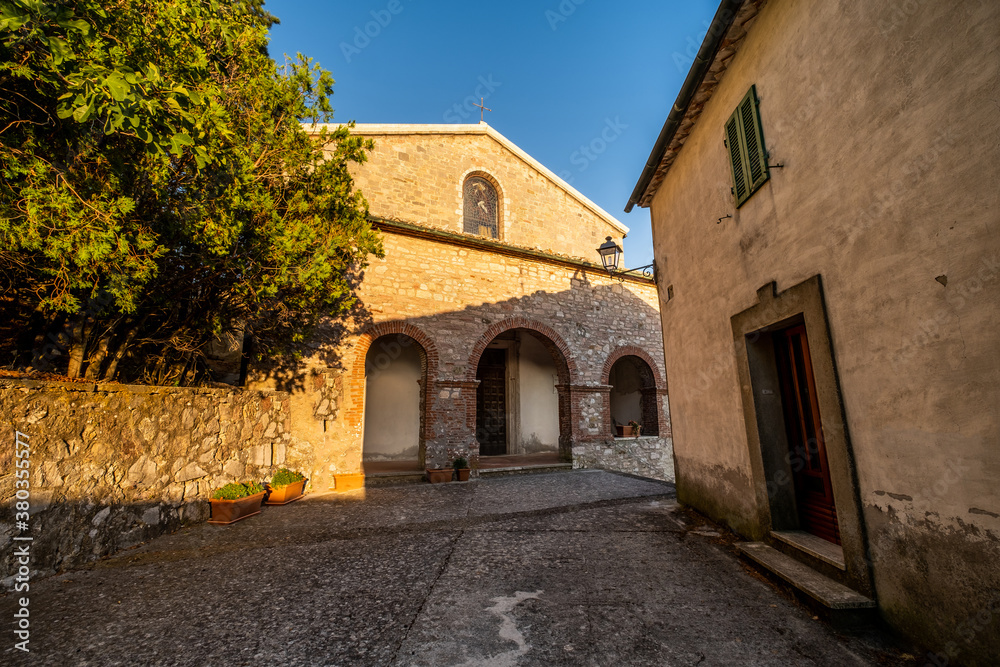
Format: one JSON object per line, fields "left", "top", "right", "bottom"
{"left": 353, "top": 321, "right": 439, "bottom": 381}
{"left": 602, "top": 345, "right": 667, "bottom": 438}
{"left": 601, "top": 345, "right": 665, "bottom": 387}
{"left": 465, "top": 317, "right": 576, "bottom": 384}
{"left": 466, "top": 318, "right": 577, "bottom": 461}
{"left": 347, "top": 322, "right": 439, "bottom": 467}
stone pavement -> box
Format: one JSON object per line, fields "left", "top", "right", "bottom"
{"left": 3, "top": 470, "right": 917, "bottom": 666}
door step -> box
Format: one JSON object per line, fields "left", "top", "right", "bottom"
{"left": 770, "top": 530, "right": 846, "bottom": 570}
{"left": 737, "top": 542, "right": 875, "bottom": 625}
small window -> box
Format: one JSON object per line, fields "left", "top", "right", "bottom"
{"left": 725, "top": 85, "right": 769, "bottom": 207}
{"left": 463, "top": 176, "right": 499, "bottom": 238}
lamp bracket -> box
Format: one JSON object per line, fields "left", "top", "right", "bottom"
{"left": 611, "top": 262, "right": 655, "bottom": 282}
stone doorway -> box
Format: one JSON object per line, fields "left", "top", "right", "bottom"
{"left": 732, "top": 277, "right": 873, "bottom": 597}
{"left": 473, "top": 328, "right": 563, "bottom": 459}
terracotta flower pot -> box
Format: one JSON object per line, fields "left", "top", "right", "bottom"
{"left": 208, "top": 491, "right": 266, "bottom": 525}
{"left": 426, "top": 468, "right": 452, "bottom": 484}
{"left": 265, "top": 478, "right": 307, "bottom": 505}
{"left": 456, "top": 468, "right": 471, "bottom": 482}
{"left": 615, "top": 425, "right": 636, "bottom": 437}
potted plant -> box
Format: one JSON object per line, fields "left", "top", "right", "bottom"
{"left": 614, "top": 420, "right": 642, "bottom": 437}
{"left": 426, "top": 467, "right": 452, "bottom": 484}
{"left": 452, "top": 456, "right": 471, "bottom": 482}
{"left": 265, "top": 468, "right": 308, "bottom": 505}
{"left": 208, "top": 481, "right": 267, "bottom": 525}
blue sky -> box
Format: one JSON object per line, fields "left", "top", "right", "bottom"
{"left": 264, "top": 0, "right": 720, "bottom": 265}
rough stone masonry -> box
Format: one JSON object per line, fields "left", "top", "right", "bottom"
{"left": 0, "top": 380, "right": 297, "bottom": 577}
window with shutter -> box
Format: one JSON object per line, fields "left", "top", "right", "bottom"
{"left": 724, "top": 85, "right": 770, "bottom": 207}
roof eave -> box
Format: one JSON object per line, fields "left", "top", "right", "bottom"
{"left": 625, "top": 0, "right": 756, "bottom": 212}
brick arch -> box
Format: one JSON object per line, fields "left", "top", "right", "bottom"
{"left": 352, "top": 321, "right": 439, "bottom": 382}
{"left": 347, "top": 321, "right": 439, "bottom": 468}
{"left": 601, "top": 345, "right": 665, "bottom": 388}
{"left": 465, "top": 317, "right": 576, "bottom": 385}
{"left": 460, "top": 168, "right": 504, "bottom": 202}
{"left": 466, "top": 318, "right": 577, "bottom": 461}
{"left": 602, "top": 345, "right": 666, "bottom": 438}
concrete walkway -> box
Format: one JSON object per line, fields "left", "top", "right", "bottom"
{"left": 3, "top": 471, "right": 916, "bottom": 666}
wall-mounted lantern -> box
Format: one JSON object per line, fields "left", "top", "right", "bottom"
{"left": 596, "top": 236, "right": 655, "bottom": 281}
{"left": 597, "top": 236, "right": 623, "bottom": 274}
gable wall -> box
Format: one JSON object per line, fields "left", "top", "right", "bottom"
{"left": 344, "top": 131, "right": 624, "bottom": 262}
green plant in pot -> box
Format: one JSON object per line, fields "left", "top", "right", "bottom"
{"left": 209, "top": 481, "right": 266, "bottom": 525}
{"left": 452, "top": 456, "right": 471, "bottom": 482}
{"left": 265, "top": 468, "right": 308, "bottom": 505}
{"left": 628, "top": 420, "right": 642, "bottom": 437}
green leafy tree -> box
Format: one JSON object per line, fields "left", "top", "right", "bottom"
{"left": 0, "top": 0, "right": 382, "bottom": 383}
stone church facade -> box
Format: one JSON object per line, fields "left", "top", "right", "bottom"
{"left": 254, "top": 123, "right": 672, "bottom": 491}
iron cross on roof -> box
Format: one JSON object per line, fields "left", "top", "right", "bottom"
{"left": 474, "top": 97, "right": 492, "bottom": 123}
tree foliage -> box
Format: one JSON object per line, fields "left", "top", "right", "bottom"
{"left": 0, "top": 0, "right": 382, "bottom": 383}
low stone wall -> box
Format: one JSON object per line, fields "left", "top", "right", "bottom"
{"left": 574, "top": 435, "right": 675, "bottom": 482}
{"left": 0, "top": 380, "right": 304, "bottom": 579}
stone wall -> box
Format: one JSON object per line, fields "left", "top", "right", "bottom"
{"left": 0, "top": 380, "right": 300, "bottom": 578}
{"left": 253, "top": 228, "right": 674, "bottom": 490}
{"left": 574, "top": 436, "right": 675, "bottom": 481}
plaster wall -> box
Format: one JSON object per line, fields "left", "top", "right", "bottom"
{"left": 362, "top": 338, "right": 422, "bottom": 461}
{"left": 609, "top": 363, "right": 643, "bottom": 427}
{"left": 517, "top": 333, "right": 559, "bottom": 452}
{"left": 646, "top": 0, "right": 999, "bottom": 660}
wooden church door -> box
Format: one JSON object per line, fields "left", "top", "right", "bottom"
{"left": 476, "top": 348, "right": 507, "bottom": 456}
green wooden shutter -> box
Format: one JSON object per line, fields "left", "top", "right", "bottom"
{"left": 725, "top": 115, "right": 748, "bottom": 204}
{"left": 725, "top": 85, "right": 770, "bottom": 207}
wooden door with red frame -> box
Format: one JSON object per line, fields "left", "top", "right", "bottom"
{"left": 774, "top": 324, "right": 841, "bottom": 544}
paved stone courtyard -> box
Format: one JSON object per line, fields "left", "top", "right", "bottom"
{"left": 3, "top": 471, "right": 918, "bottom": 666}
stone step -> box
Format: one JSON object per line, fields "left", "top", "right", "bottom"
{"left": 477, "top": 463, "right": 573, "bottom": 478}
{"left": 363, "top": 463, "right": 574, "bottom": 485}
{"left": 770, "top": 530, "right": 846, "bottom": 571}
{"left": 363, "top": 472, "right": 427, "bottom": 486}
{"left": 736, "top": 542, "right": 875, "bottom": 620}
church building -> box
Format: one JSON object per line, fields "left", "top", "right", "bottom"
{"left": 255, "top": 123, "right": 673, "bottom": 491}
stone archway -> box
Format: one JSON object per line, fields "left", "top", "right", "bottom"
{"left": 362, "top": 333, "right": 425, "bottom": 470}
{"left": 602, "top": 345, "right": 666, "bottom": 438}
{"left": 348, "top": 322, "right": 438, "bottom": 471}
{"left": 466, "top": 318, "right": 577, "bottom": 461}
